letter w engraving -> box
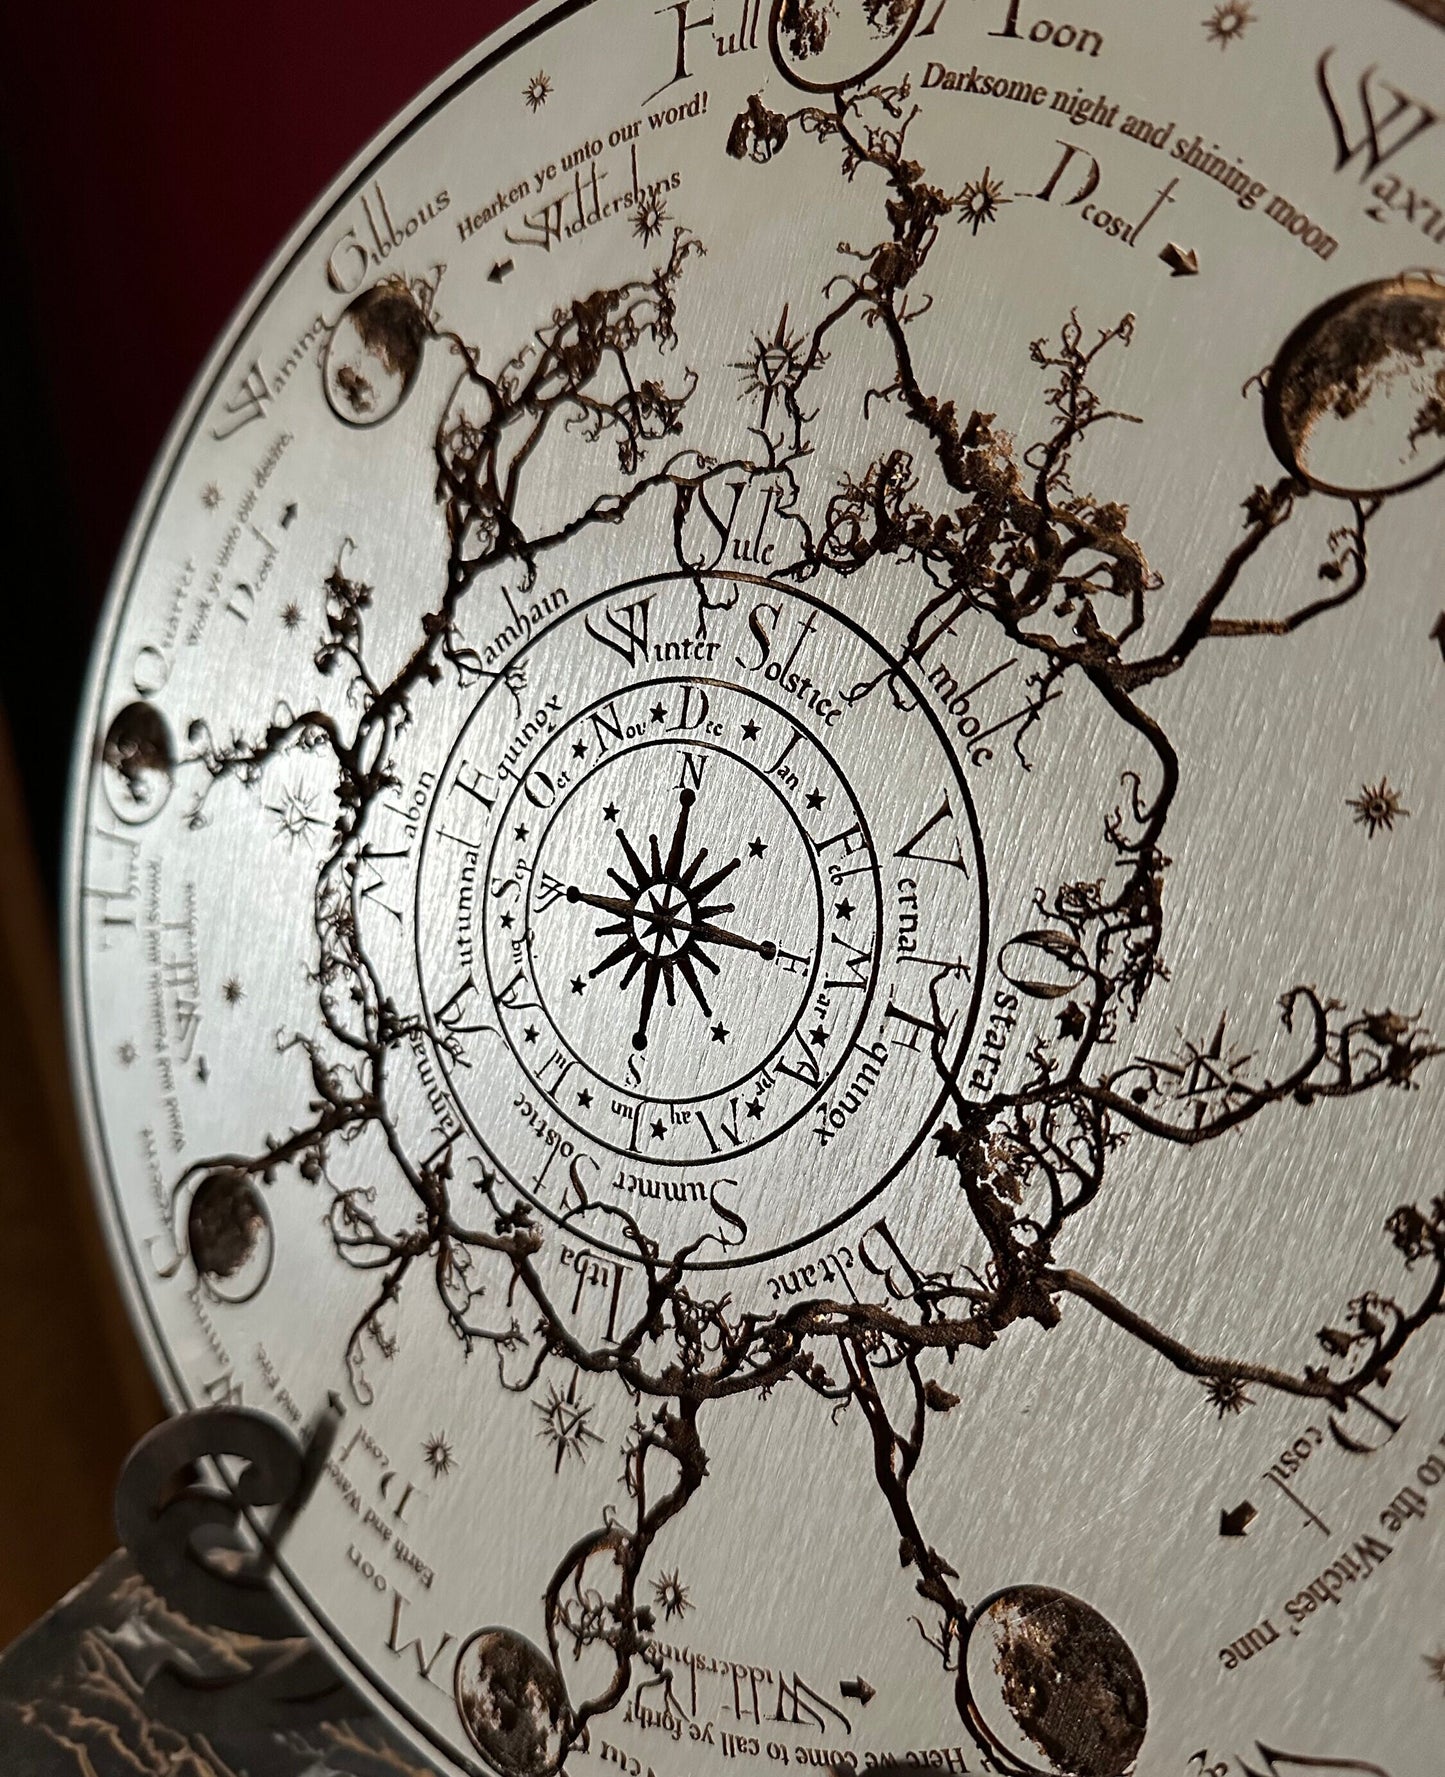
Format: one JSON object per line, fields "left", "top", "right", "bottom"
{"left": 584, "top": 595, "right": 653, "bottom": 666}
{"left": 1317, "top": 48, "right": 1438, "bottom": 181}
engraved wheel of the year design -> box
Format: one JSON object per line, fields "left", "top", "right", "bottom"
{"left": 411, "top": 575, "right": 987, "bottom": 1268}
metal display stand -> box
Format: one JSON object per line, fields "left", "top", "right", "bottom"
{"left": 0, "top": 1405, "right": 915, "bottom": 1775}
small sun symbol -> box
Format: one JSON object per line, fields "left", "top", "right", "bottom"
{"left": 652, "top": 1568, "right": 693, "bottom": 1621}
{"left": 422, "top": 1432, "right": 455, "bottom": 1478}
{"left": 632, "top": 193, "right": 671, "bottom": 245}
{"left": 280, "top": 602, "right": 303, "bottom": 630}
{"left": 1425, "top": 1647, "right": 1445, "bottom": 1693}
{"left": 116, "top": 1040, "right": 137, "bottom": 1067}
{"left": 1204, "top": 1374, "right": 1252, "bottom": 1417}
{"left": 1348, "top": 777, "right": 1409, "bottom": 838}
{"left": 201, "top": 483, "right": 221, "bottom": 509}
{"left": 1204, "top": 0, "right": 1254, "bottom": 47}
{"left": 536, "top": 1373, "right": 603, "bottom": 1472}
{"left": 524, "top": 71, "right": 552, "bottom": 110}
{"left": 221, "top": 978, "right": 245, "bottom": 1006}
{"left": 958, "top": 167, "right": 1008, "bottom": 235}
{"left": 266, "top": 782, "right": 326, "bottom": 849}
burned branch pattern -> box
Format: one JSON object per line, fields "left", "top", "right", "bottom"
{"left": 154, "top": 63, "right": 1441, "bottom": 1777}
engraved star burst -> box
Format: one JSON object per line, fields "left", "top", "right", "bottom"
{"left": 200, "top": 483, "right": 221, "bottom": 510}
{"left": 536, "top": 1374, "right": 603, "bottom": 1472}
{"left": 280, "top": 602, "right": 303, "bottom": 631}
{"left": 1138, "top": 1012, "right": 1256, "bottom": 1128}
{"left": 422, "top": 1432, "right": 456, "bottom": 1478}
{"left": 652, "top": 1568, "right": 694, "bottom": 1621}
{"left": 1347, "top": 777, "right": 1409, "bottom": 838}
{"left": 221, "top": 977, "right": 245, "bottom": 1006}
{"left": 958, "top": 167, "right": 1008, "bottom": 235}
{"left": 1203, "top": 1373, "right": 1252, "bottom": 1418}
{"left": 733, "top": 306, "right": 808, "bottom": 434}
{"left": 1425, "top": 1647, "right": 1445, "bottom": 1693}
{"left": 1203, "top": 0, "right": 1254, "bottom": 48}
{"left": 524, "top": 70, "right": 553, "bottom": 111}
{"left": 116, "top": 1040, "right": 137, "bottom": 1067}
{"left": 564, "top": 786, "right": 778, "bottom": 1054}
{"left": 266, "top": 783, "right": 326, "bottom": 849}
{"left": 633, "top": 192, "right": 671, "bottom": 244}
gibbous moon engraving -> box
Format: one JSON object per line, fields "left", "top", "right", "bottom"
{"left": 1265, "top": 270, "right": 1445, "bottom": 498}
{"left": 322, "top": 279, "right": 429, "bottom": 426}
{"left": 186, "top": 1169, "right": 274, "bottom": 1304}
{"left": 100, "top": 701, "right": 174, "bottom": 825}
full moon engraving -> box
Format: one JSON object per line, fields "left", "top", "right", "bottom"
{"left": 452, "top": 1627, "right": 567, "bottom": 1775}
{"left": 960, "top": 1587, "right": 1148, "bottom": 1777}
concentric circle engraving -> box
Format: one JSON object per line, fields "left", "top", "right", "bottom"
{"left": 413, "top": 576, "right": 984, "bottom": 1263}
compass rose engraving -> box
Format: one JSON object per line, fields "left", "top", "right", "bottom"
{"left": 512, "top": 712, "right": 832, "bottom": 1117}
{"left": 415, "top": 587, "right": 983, "bottom": 1259}
{"left": 567, "top": 785, "right": 779, "bottom": 1053}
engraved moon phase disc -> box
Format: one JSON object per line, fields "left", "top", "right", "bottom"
{"left": 69, "top": 1, "right": 1445, "bottom": 1774}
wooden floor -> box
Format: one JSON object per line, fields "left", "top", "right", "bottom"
{"left": 0, "top": 713, "right": 161, "bottom": 1648}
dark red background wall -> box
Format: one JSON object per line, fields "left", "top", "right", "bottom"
{"left": 0, "top": 0, "right": 523, "bottom": 1644}
{"left": 0, "top": 1, "right": 519, "bottom": 892}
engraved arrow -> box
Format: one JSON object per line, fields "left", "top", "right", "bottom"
{"left": 1432, "top": 612, "right": 1445, "bottom": 661}
{"left": 840, "top": 1675, "right": 876, "bottom": 1705}
{"left": 565, "top": 885, "right": 779, "bottom": 960}
{"left": 1219, "top": 1500, "right": 1257, "bottom": 1537}
{"left": 1160, "top": 242, "right": 1200, "bottom": 277}
{"left": 489, "top": 258, "right": 515, "bottom": 283}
